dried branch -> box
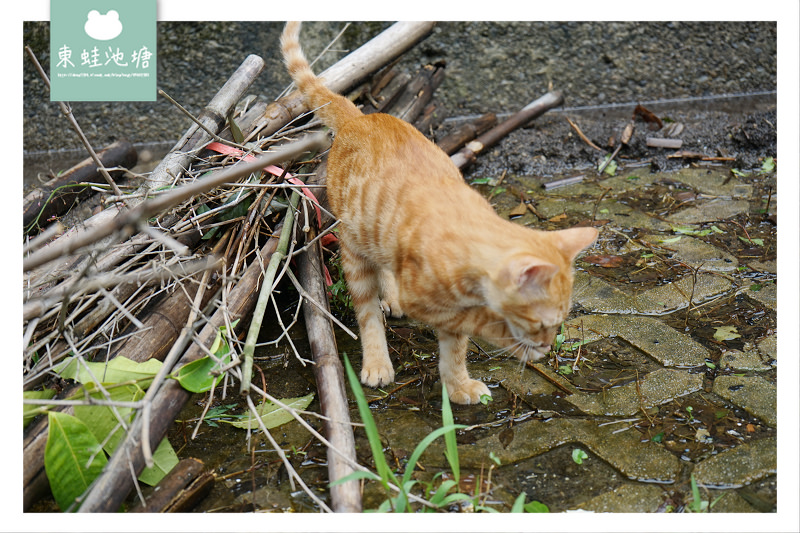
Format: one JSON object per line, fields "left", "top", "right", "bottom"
{"left": 451, "top": 91, "right": 564, "bottom": 169}
{"left": 23, "top": 132, "right": 328, "bottom": 272}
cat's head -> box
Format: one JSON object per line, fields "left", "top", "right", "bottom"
{"left": 485, "top": 226, "right": 598, "bottom": 362}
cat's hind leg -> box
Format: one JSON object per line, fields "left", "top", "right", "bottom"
{"left": 378, "top": 268, "right": 404, "bottom": 318}
{"left": 341, "top": 243, "right": 395, "bottom": 388}
{"left": 438, "top": 330, "right": 491, "bottom": 404}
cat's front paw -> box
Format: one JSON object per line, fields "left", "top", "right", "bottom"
{"left": 360, "top": 360, "right": 395, "bottom": 389}
{"left": 380, "top": 298, "right": 404, "bottom": 318}
{"left": 446, "top": 379, "right": 491, "bottom": 405}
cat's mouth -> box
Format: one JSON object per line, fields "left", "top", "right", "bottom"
{"left": 507, "top": 337, "right": 550, "bottom": 363}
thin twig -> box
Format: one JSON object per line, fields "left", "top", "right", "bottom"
{"left": 158, "top": 89, "right": 252, "bottom": 153}
{"left": 23, "top": 132, "right": 328, "bottom": 272}
{"left": 25, "top": 46, "right": 124, "bottom": 198}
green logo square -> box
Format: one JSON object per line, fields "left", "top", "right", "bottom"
{"left": 50, "top": 0, "right": 156, "bottom": 101}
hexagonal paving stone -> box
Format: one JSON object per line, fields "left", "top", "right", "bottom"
{"left": 668, "top": 199, "right": 751, "bottom": 224}
{"left": 563, "top": 314, "right": 708, "bottom": 367}
{"left": 693, "top": 437, "right": 777, "bottom": 489}
{"left": 565, "top": 368, "right": 704, "bottom": 417}
{"left": 452, "top": 418, "right": 681, "bottom": 484}
{"left": 712, "top": 375, "right": 777, "bottom": 427}
{"left": 746, "top": 282, "right": 776, "bottom": 311}
{"left": 640, "top": 234, "right": 739, "bottom": 272}
{"left": 572, "top": 482, "right": 667, "bottom": 512}
{"left": 573, "top": 271, "right": 732, "bottom": 316}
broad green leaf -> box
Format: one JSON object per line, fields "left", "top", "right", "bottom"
{"left": 227, "top": 393, "right": 315, "bottom": 430}
{"left": 172, "top": 322, "right": 237, "bottom": 393}
{"left": 138, "top": 437, "right": 180, "bottom": 486}
{"left": 524, "top": 500, "right": 550, "bottom": 512}
{"left": 23, "top": 389, "right": 56, "bottom": 427}
{"left": 72, "top": 383, "right": 177, "bottom": 486}
{"left": 45, "top": 411, "right": 108, "bottom": 511}
{"left": 171, "top": 355, "right": 227, "bottom": 393}
{"left": 659, "top": 236, "right": 682, "bottom": 244}
{"left": 56, "top": 356, "right": 162, "bottom": 388}
{"left": 73, "top": 382, "right": 144, "bottom": 451}
{"left": 713, "top": 325, "right": 741, "bottom": 341}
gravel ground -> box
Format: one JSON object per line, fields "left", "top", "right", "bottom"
{"left": 23, "top": 21, "right": 776, "bottom": 156}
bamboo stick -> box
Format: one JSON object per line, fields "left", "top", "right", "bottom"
{"left": 252, "top": 22, "right": 436, "bottom": 138}
{"left": 436, "top": 113, "right": 497, "bottom": 155}
{"left": 23, "top": 139, "right": 138, "bottom": 233}
{"left": 128, "top": 458, "right": 214, "bottom": 512}
{"left": 297, "top": 223, "right": 361, "bottom": 513}
{"left": 239, "top": 191, "right": 301, "bottom": 395}
{"left": 23, "top": 133, "right": 326, "bottom": 272}
{"left": 450, "top": 91, "right": 564, "bottom": 170}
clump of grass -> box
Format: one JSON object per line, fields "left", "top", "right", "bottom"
{"left": 335, "top": 354, "right": 549, "bottom": 513}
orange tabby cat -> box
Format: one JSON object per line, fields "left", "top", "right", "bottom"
{"left": 281, "top": 22, "right": 598, "bottom": 404}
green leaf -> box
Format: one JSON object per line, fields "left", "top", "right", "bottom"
{"left": 511, "top": 492, "right": 527, "bottom": 513}
{"left": 73, "top": 382, "right": 144, "bottom": 451}
{"left": 597, "top": 155, "right": 617, "bottom": 176}
{"left": 45, "top": 411, "right": 109, "bottom": 511}
{"left": 428, "top": 479, "right": 459, "bottom": 506}
{"left": 329, "top": 469, "right": 381, "bottom": 487}
{"left": 738, "top": 236, "right": 763, "bottom": 246}
{"left": 172, "top": 322, "right": 238, "bottom": 392}
{"left": 171, "top": 355, "right": 228, "bottom": 393}
{"left": 572, "top": 448, "right": 588, "bottom": 464}
{"left": 524, "top": 500, "right": 550, "bottom": 513}
{"left": 56, "top": 356, "right": 163, "bottom": 388}
{"left": 227, "top": 393, "right": 315, "bottom": 430}
{"left": 137, "top": 437, "right": 180, "bottom": 486}
{"left": 23, "top": 389, "right": 56, "bottom": 427}
{"left": 70, "top": 382, "right": 177, "bottom": 486}
{"left": 750, "top": 283, "right": 762, "bottom": 292}
{"left": 558, "top": 365, "right": 573, "bottom": 375}
{"left": 659, "top": 236, "right": 682, "bottom": 244}
{"left": 713, "top": 325, "right": 741, "bottom": 341}
{"left": 760, "top": 156, "right": 775, "bottom": 174}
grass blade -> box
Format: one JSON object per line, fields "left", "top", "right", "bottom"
{"left": 342, "top": 354, "right": 398, "bottom": 492}
{"left": 441, "top": 382, "right": 461, "bottom": 484}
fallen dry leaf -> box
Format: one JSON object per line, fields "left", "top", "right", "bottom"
{"left": 509, "top": 201, "right": 528, "bottom": 217}
{"left": 582, "top": 254, "right": 626, "bottom": 268}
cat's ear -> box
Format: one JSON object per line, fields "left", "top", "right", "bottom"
{"left": 502, "top": 256, "right": 559, "bottom": 296}
{"left": 554, "top": 227, "right": 598, "bottom": 262}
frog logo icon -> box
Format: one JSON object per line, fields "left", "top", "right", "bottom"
{"left": 84, "top": 10, "right": 123, "bottom": 41}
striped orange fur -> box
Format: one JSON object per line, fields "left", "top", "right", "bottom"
{"left": 281, "top": 22, "right": 598, "bottom": 404}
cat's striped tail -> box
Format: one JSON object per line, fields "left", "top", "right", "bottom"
{"left": 280, "top": 21, "right": 362, "bottom": 132}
